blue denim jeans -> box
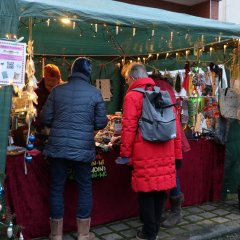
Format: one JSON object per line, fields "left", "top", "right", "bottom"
{"left": 50, "top": 158, "right": 92, "bottom": 219}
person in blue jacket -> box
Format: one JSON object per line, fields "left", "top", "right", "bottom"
{"left": 40, "top": 57, "right": 108, "bottom": 240}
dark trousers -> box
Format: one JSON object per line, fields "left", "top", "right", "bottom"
{"left": 50, "top": 158, "right": 92, "bottom": 219}
{"left": 170, "top": 159, "right": 182, "bottom": 197}
{"left": 138, "top": 191, "right": 166, "bottom": 240}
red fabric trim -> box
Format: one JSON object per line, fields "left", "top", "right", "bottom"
{"left": 5, "top": 139, "right": 225, "bottom": 239}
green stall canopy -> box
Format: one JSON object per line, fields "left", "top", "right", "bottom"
{"left": 1, "top": 0, "right": 240, "bottom": 56}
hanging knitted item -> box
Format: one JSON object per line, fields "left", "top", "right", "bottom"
{"left": 188, "top": 74, "right": 194, "bottom": 96}
{"left": 211, "top": 72, "right": 216, "bottom": 96}
{"left": 202, "top": 85, "right": 212, "bottom": 96}
{"left": 194, "top": 112, "right": 206, "bottom": 134}
{"left": 181, "top": 98, "right": 189, "bottom": 124}
{"left": 182, "top": 61, "right": 190, "bottom": 93}
{"left": 192, "top": 73, "right": 205, "bottom": 86}
{"left": 175, "top": 73, "right": 182, "bottom": 93}
{"left": 203, "top": 97, "right": 213, "bottom": 118}
{"left": 187, "top": 98, "right": 197, "bottom": 127}
{"left": 212, "top": 98, "right": 220, "bottom": 118}
{"left": 203, "top": 97, "right": 219, "bottom": 119}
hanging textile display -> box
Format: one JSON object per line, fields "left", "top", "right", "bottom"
{"left": 96, "top": 64, "right": 113, "bottom": 101}
{"left": 96, "top": 79, "right": 113, "bottom": 101}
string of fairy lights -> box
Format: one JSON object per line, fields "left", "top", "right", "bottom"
{"left": 12, "top": 17, "right": 239, "bottom": 61}
{"left": 1, "top": 16, "right": 239, "bottom": 79}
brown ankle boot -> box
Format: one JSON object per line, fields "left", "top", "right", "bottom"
{"left": 161, "top": 193, "right": 184, "bottom": 228}
{"left": 49, "top": 218, "right": 63, "bottom": 240}
{"left": 77, "top": 218, "right": 95, "bottom": 240}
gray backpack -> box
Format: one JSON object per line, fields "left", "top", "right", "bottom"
{"left": 132, "top": 86, "right": 176, "bottom": 142}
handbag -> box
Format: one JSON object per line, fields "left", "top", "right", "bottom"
{"left": 219, "top": 88, "right": 240, "bottom": 120}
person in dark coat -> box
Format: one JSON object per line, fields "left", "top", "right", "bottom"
{"left": 40, "top": 57, "right": 108, "bottom": 240}
{"left": 33, "top": 64, "right": 64, "bottom": 138}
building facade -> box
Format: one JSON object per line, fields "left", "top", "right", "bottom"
{"left": 219, "top": 0, "right": 240, "bottom": 24}
{"left": 117, "top": 0, "right": 220, "bottom": 19}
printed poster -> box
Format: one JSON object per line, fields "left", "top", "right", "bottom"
{"left": 0, "top": 40, "right": 26, "bottom": 88}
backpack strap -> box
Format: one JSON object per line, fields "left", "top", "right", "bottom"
{"left": 132, "top": 88, "right": 146, "bottom": 93}
{"left": 132, "top": 86, "right": 161, "bottom": 93}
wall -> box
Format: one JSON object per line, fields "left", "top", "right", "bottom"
{"left": 219, "top": 0, "right": 240, "bottom": 24}
{"left": 116, "top": 0, "right": 189, "bottom": 13}
{"left": 117, "top": 0, "right": 220, "bottom": 19}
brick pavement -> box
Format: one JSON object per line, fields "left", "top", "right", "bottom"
{"left": 35, "top": 196, "right": 240, "bottom": 240}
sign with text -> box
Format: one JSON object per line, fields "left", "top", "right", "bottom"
{"left": 0, "top": 40, "right": 26, "bottom": 88}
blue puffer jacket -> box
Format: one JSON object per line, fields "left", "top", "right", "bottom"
{"left": 40, "top": 72, "right": 108, "bottom": 162}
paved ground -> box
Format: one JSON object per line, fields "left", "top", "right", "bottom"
{"left": 36, "top": 195, "right": 240, "bottom": 240}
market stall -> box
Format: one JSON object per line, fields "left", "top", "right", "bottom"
{"left": 1, "top": 0, "right": 240, "bottom": 239}
{"left": 5, "top": 139, "right": 225, "bottom": 240}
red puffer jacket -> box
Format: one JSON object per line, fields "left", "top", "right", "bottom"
{"left": 120, "top": 77, "right": 182, "bottom": 192}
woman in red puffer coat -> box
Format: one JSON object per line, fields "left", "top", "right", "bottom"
{"left": 119, "top": 62, "right": 182, "bottom": 240}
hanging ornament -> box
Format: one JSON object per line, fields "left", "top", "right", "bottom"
{"left": 0, "top": 204, "right": 2, "bottom": 211}
{"left": 7, "top": 221, "right": 13, "bottom": 238}
{"left": 2, "top": 214, "right": 6, "bottom": 220}
{"left": 94, "top": 23, "right": 98, "bottom": 33}
{"left": 0, "top": 185, "right": 4, "bottom": 196}
{"left": 175, "top": 73, "right": 182, "bottom": 93}
{"left": 170, "top": 31, "right": 173, "bottom": 42}
{"left": 19, "top": 232, "right": 24, "bottom": 240}
{"left": 25, "top": 154, "right": 33, "bottom": 163}
{"left": 28, "top": 134, "right": 36, "bottom": 143}
{"left": 152, "top": 29, "right": 155, "bottom": 37}
{"left": 132, "top": 27, "right": 136, "bottom": 37}
{"left": 46, "top": 19, "right": 50, "bottom": 27}
{"left": 26, "top": 143, "right": 34, "bottom": 150}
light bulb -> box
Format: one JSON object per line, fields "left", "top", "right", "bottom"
{"left": 61, "top": 18, "right": 71, "bottom": 24}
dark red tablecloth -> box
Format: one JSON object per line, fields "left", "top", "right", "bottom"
{"left": 4, "top": 139, "right": 225, "bottom": 240}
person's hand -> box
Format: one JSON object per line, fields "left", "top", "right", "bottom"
{"left": 111, "top": 136, "right": 121, "bottom": 146}
{"left": 115, "top": 157, "right": 130, "bottom": 164}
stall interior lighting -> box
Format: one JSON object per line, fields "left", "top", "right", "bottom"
{"left": 61, "top": 18, "right": 71, "bottom": 24}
